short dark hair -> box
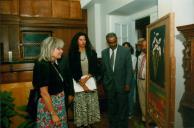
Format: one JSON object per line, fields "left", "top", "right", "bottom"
{"left": 122, "top": 42, "right": 134, "bottom": 55}
{"left": 106, "top": 32, "right": 117, "bottom": 40}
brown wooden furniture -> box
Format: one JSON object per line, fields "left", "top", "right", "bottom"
{"left": 0, "top": 0, "right": 87, "bottom": 62}
{"left": 177, "top": 24, "right": 194, "bottom": 109}
{"left": 0, "top": 0, "right": 82, "bottom": 19}
{"left": 146, "top": 13, "right": 175, "bottom": 128}
{"left": 0, "top": 1, "right": 87, "bottom": 127}
{"left": 0, "top": 0, "right": 87, "bottom": 83}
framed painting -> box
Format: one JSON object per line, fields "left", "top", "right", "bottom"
{"left": 146, "top": 13, "right": 175, "bottom": 128}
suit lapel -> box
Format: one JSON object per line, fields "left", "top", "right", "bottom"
{"left": 105, "top": 48, "right": 113, "bottom": 72}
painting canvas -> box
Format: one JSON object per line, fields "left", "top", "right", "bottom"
{"left": 150, "top": 25, "right": 165, "bottom": 88}
{"left": 147, "top": 13, "right": 175, "bottom": 128}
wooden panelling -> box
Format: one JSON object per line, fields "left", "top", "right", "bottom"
{"left": 1, "top": 82, "right": 33, "bottom": 128}
{"left": 0, "top": 63, "right": 34, "bottom": 84}
{"left": 1, "top": 0, "right": 83, "bottom": 19}
{"left": 70, "top": 1, "right": 82, "bottom": 19}
{"left": 0, "top": 24, "right": 20, "bottom": 61}
{"left": 1, "top": 71, "right": 33, "bottom": 83}
{"left": 19, "top": 0, "right": 52, "bottom": 17}
{"left": 8, "top": 25, "right": 20, "bottom": 60}
{"left": 0, "top": 25, "right": 9, "bottom": 61}
{"left": 52, "top": 0, "right": 70, "bottom": 18}
{"left": 0, "top": 0, "right": 19, "bottom": 15}
{"left": 0, "top": 0, "right": 87, "bottom": 88}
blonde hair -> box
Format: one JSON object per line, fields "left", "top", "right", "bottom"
{"left": 38, "top": 37, "right": 64, "bottom": 61}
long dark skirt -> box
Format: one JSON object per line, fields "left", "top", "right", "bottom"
{"left": 36, "top": 91, "right": 68, "bottom": 128}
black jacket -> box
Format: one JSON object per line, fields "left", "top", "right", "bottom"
{"left": 58, "top": 55, "right": 74, "bottom": 96}
{"left": 69, "top": 49, "right": 98, "bottom": 82}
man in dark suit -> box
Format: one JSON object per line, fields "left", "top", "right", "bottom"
{"left": 101, "top": 32, "right": 133, "bottom": 128}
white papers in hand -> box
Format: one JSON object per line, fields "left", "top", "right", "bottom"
{"left": 73, "top": 76, "right": 97, "bottom": 92}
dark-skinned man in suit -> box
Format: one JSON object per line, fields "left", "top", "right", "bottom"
{"left": 101, "top": 32, "right": 133, "bottom": 128}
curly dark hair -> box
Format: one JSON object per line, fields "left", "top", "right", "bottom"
{"left": 69, "top": 32, "right": 93, "bottom": 53}
{"left": 122, "top": 42, "right": 134, "bottom": 55}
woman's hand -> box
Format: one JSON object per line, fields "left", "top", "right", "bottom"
{"left": 82, "top": 85, "right": 90, "bottom": 92}
{"left": 79, "top": 77, "right": 87, "bottom": 86}
{"left": 79, "top": 74, "right": 92, "bottom": 86}
{"left": 51, "top": 114, "right": 61, "bottom": 126}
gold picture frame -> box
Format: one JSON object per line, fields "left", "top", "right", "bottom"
{"left": 146, "top": 13, "right": 175, "bottom": 128}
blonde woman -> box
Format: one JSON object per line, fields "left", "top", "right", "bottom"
{"left": 32, "top": 37, "right": 68, "bottom": 127}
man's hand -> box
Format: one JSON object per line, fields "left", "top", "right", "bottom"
{"left": 124, "top": 85, "right": 130, "bottom": 92}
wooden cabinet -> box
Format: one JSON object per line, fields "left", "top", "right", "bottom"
{"left": 0, "top": 11, "right": 87, "bottom": 62}
{"left": 0, "top": 0, "right": 82, "bottom": 19}
{"left": 0, "top": 0, "right": 19, "bottom": 15}
{"left": 177, "top": 24, "right": 194, "bottom": 109}
{"left": 0, "top": 15, "right": 20, "bottom": 62}
{"left": 19, "top": 0, "right": 52, "bottom": 17}
{"left": 0, "top": 1, "right": 87, "bottom": 90}
{"left": 0, "top": 62, "right": 34, "bottom": 83}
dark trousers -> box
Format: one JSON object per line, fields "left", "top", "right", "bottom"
{"left": 107, "top": 91, "right": 129, "bottom": 128}
{"left": 179, "top": 105, "right": 194, "bottom": 128}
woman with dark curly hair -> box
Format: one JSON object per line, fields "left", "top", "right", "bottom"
{"left": 68, "top": 32, "right": 100, "bottom": 128}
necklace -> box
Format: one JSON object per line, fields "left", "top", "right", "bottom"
{"left": 80, "top": 51, "right": 87, "bottom": 61}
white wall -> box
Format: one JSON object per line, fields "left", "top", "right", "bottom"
{"left": 106, "top": 6, "right": 157, "bottom": 49}
{"left": 173, "top": 1, "right": 194, "bottom": 127}
{"left": 95, "top": 0, "right": 136, "bottom": 55}
{"left": 86, "top": 0, "right": 134, "bottom": 56}
{"left": 128, "top": 6, "right": 158, "bottom": 47}
{"left": 87, "top": 3, "right": 102, "bottom": 57}
{"left": 158, "top": 0, "right": 194, "bottom": 128}
{"left": 99, "top": 4, "right": 158, "bottom": 54}
{"left": 84, "top": 1, "right": 194, "bottom": 127}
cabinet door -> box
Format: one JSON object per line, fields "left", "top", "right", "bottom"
{"left": 20, "top": 31, "right": 51, "bottom": 59}
{"left": 19, "top": 0, "right": 52, "bottom": 17}
{"left": 0, "top": 24, "right": 20, "bottom": 61}
{"left": 0, "top": 0, "right": 19, "bottom": 15}
{"left": 70, "top": 1, "right": 82, "bottom": 19}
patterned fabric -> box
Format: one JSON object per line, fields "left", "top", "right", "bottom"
{"left": 74, "top": 90, "right": 100, "bottom": 127}
{"left": 138, "top": 53, "right": 146, "bottom": 79}
{"left": 36, "top": 91, "right": 68, "bottom": 128}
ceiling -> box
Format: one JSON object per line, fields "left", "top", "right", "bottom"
{"left": 110, "top": 0, "right": 158, "bottom": 15}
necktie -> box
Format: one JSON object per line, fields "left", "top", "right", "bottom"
{"left": 110, "top": 49, "right": 115, "bottom": 70}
